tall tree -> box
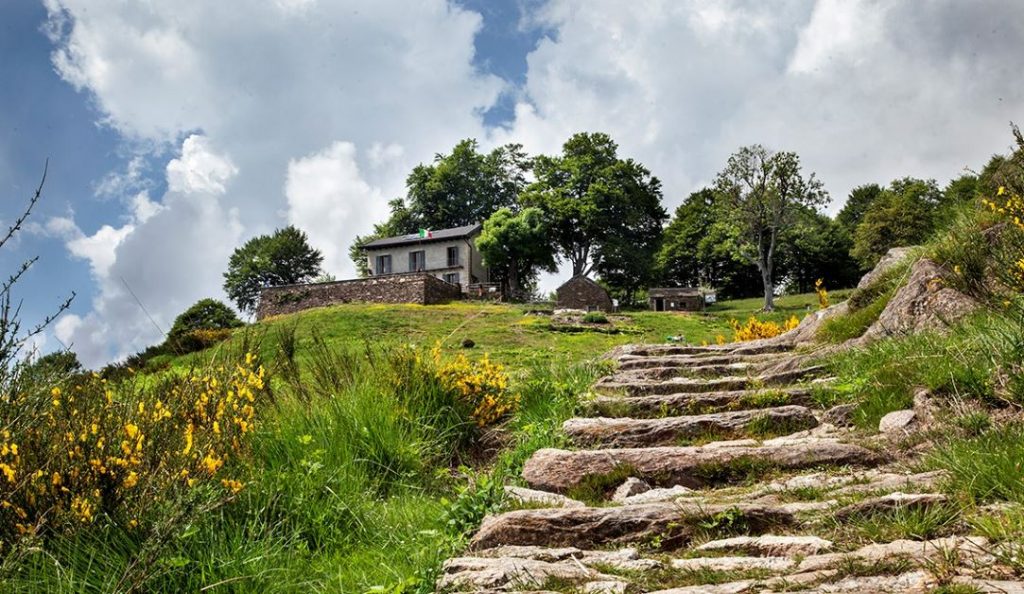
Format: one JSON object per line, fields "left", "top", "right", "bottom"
{"left": 476, "top": 207, "right": 556, "bottom": 299}
{"left": 522, "top": 132, "right": 667, "bottom": 294}
{"left": 406, "top": 139, "right": 530, "bottom": 231}
{"left": 851, "top": 177, "right": 941, "bottom": 268}
{"left": 836, "top": 184, "right": 882, "bottom": 234}
{"left": 224, "top": 226, "right": 323, "bottom": 313}
{"left": 778, "top": 207, "right": 860, "bottom": 292}
{"left": 713, "top": 145, "right": 827, "bottom": 311}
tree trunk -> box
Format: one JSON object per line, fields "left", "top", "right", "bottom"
{"left": 759, "top": 260, "right": 774, "bottom": 311}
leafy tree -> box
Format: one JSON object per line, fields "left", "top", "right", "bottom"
{"left": 851, "top": 177, "right": 941, "bottom": 268}
{"left": 655, "top": 188, "right": 761, "bottom": 298}
{"left": 836, "top": 184, "right": 882, "bottom": 234}
{"left": 224, "top": 226, "right": 323, "bottom": 313}
{"left": 167, "top": 298, "right": 243, "bottom": 341}
{"left": 406, "top": 139, "right": 530, "bottom": 231}
{"left": 713, "top": 145, "right": 827, "bottom": 310}
{"left": 522, "top": 132, "right": 667, "bottom": 299}
{"left": 778, "top": 207, "right": 860, "bottom": 293}
{"left": 476, "top": 207, "right": 556, "bottom": 298}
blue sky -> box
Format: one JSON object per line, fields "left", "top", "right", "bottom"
{"left": 1, "top": 0, "right": 1023, "bottom": 367}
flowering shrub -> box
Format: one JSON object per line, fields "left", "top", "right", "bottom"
{"left": 730, "top": 315, "right": 800, "bottom": 342}
{"left": 430, "top": 344, "right": 518, "bottom": 427}
{"left": 815, "top": 278, "right": 830, "bottom": 309}
{"left": 171, "top": 328, "right": 234, "bottom": 354}
{"left": 0, "top": 353, "right": 266, "bottom": 544}
{"left": 983, "top": 186, "right": 1024, "bottom": 292}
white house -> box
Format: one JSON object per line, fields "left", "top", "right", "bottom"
{"left": 361, "top": 223, "right": 488, "bottom": 292}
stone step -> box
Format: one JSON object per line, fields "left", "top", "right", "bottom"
{"left": 609, "top": 362, "right": 765, "bottom": 382}
{"left": 616, "top": 352, "right": 786, "bottom": 371}
{"left": 522, "top": 438, "right": 883, "bottom": 493}
{"left": 562, "top": 406, "right": 819, "bottom": 448}
{"left": 619, "top": 342, "right": 794, "bottom": 359}
{"left": 693, "top": 534, "right": 833, "bottom": 557}
{"left": 594, "top": 366, "right": 825, "bottom": 396}
{"left": 670, "top": 534, "right": 991, "bottom": 577}
{"left": 585, "top": 388, "right": 816, "bottom": 418}
{"left": 469, "top": 502, "right": 796, "bottom": 550}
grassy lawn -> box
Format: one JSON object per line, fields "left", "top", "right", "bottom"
{"left": 176, "top": 292, "right": 838, "bottom": 374}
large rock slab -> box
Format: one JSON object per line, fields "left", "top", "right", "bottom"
{"left": 563, "top": 406, "right": 819, "bottom": 447}
{"left": 857, "top": 247, "right": 914, "bottom": 290}
{"left": 470, "top": 503, "right": 795, "bottom": 550}
{"left": 522, "top": 440, "right": 882, "bottom": 493}
{"left": 586, "top": 388, "right": 815, "bottom": 418}
{"left": 860, "top": 258, "right": 978, "bottom": 342}
{"left": 595, "top": 366, "right": 825, "bottom": 396}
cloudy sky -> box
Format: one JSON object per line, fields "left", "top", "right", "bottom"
{"left": 1, "top": 0, "right": 1022, "bottom": 367}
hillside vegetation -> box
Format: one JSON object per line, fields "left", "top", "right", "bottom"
{"left": 0, "top": 293, "right": 828, "bottom": 593}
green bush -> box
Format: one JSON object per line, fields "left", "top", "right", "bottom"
{"left": 167, "top": 298, "right": 243, "bottom": 341}
{"left": 582, "top": 312, "right": 609, "bottom": 324}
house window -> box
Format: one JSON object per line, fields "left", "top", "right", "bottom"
{"left": 443, "top": 272, "right": 460, "bottom": 285}
{"left": 375, "top": 254, "right": 392, "bottom": 275}
{"left": 409, "top": 250, "right": 426, "bottom": 272}
{"left": 447, "top": 246, "right": 460, "bottom": 267}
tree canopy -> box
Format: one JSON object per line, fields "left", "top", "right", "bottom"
{"left": 521, "top": 132, "right": 666, "bottom": 302}
{"left": 476, "top": 207, "right": 556, "bottom": 298}
{"left": 168, "top": 298, "right": 244, "bottom": 340}
{"left": 713, "top": 145, "right": 827, "bottom": 310}
{"left": 851, "top": 177, "right": 941, "bottom": 268}
{"left": 406, "top": 139, "right": 530, "bottom": 231}
{"left": 224, "top": 226, "right": 323, "bottom": 313}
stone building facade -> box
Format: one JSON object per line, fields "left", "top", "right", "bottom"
{"left": 362, "top": 224, "right": 488, "bottom": 292}
{"left": 648, "top": 287, "right": 707, "bottom": 312}
{"left": 555, "top": 276, "right": 614, "bottom": 312}
{"left": 256, "top": 273, "right": 462, "bottom": 320}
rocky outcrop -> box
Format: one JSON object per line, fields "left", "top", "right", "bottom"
{"left": 857, "top": 247, "right": 915, "bottom": 290}
{"left": 860, "top": 258, "right": 979, "bottom": 341}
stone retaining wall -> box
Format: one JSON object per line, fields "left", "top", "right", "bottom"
{"left": 255, "top": 273, "right": 462, "bottom": 320}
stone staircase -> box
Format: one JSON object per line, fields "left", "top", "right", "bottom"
{"left": 437, "top": 340, "right": 1022, "bottom": 593}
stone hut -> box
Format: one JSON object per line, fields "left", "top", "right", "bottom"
{"left": 648, "top": 287, "right": 707, "bottom": 312}
{"left": 556, "top": 276, "right": 613, "bottom": 312}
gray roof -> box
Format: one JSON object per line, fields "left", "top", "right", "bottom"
{"left": 361, "top": 223, "right": 482, "bottom": 250}
{"left": 649, "top": 287, "right": 703, "bottom": 297}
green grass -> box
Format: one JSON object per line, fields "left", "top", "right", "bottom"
{"left": 820, "top": 312, "right": 1005, "bottom": 429}
{"left": 16, "top": 295, "right": 805, "bottom": 593}
{"left": 928, "top": 424, "right": 1024, "bottom": 504}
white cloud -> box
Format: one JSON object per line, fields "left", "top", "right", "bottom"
{"left": 285, "top": 141, "right": 389, "bottom": 276}
{"left": 166, "top": 135, "right": 238, "bottom": 195}
{"left": 500, "top": 0, "right": 1024, "bottom": 215}
{"left": 43, "top": 0, "right": 500, "bottom": 366}
{"left": 41, "top": 0, "right": 1024, "bottom": 362}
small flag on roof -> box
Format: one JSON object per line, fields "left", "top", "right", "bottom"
{"left": 418, "top": 228, "right": 432, "bottom": 238}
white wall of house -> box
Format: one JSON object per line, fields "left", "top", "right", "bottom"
{"left": 365, "top": 238, "right": 486, "bottom": 291}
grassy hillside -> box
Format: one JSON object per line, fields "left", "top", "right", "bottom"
{"left": 0, "top": 295, "right": 821, "bottom": 593}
